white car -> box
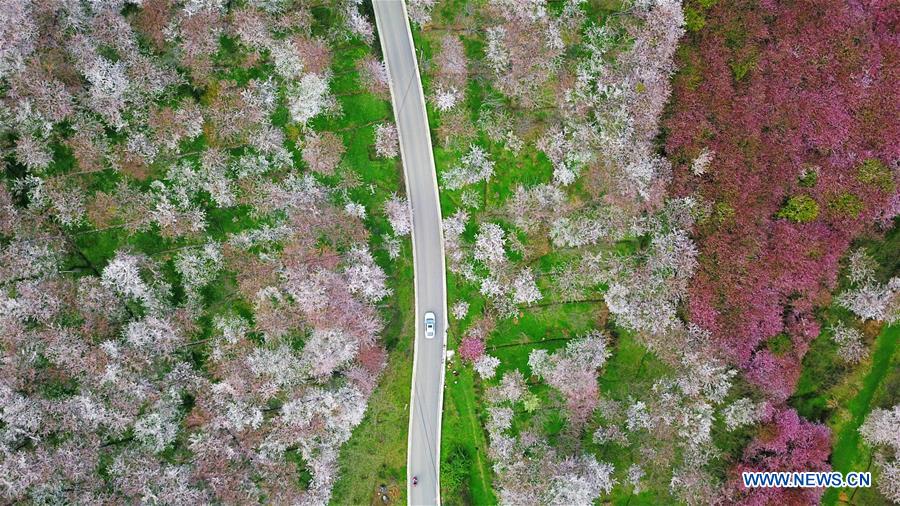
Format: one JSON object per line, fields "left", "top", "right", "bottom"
{"left": 424, "top": 312, "right": 436, "bottom": 338}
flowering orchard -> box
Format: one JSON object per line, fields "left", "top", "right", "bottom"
{"left": 423, "top": 0, "right": 897, "bottom": 503}
{"left": 0, "top": 0, "right": 406, "bottom": 502}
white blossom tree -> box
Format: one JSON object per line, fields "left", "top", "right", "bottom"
{"left": 344, "top": 246, "right": 391, "bottom": 303}
{"left": 545, "top": 455, "right": 616, "bottom": 505}
{"left": 407, "top": 0, "right": 436, "bottom": 25}
{"left": 374, "top": 122, "right": 399, "bottom": 159}
{"left": 829, "top": 321, "right": 869, "bottom": 364}
{"left": 441, "top": 145, "right": 495, "bottom": 190}
{"left": 836, "top": 249, "right": 899, "bottom": 324}
{"left": 175, "top": 242, "right": 223, "bottom": 306}
{"left": 512, "top": 268, "right": 542, "bottom": 305}
{"left": 451, "top": 300, "right": 470, "bottom": 320}
{"left": 860, "top": 405, "right": 900, "bottom": 502}
{"left": 287, "top": 73, "right": 335, "bottom": 125}
{"left": 474, "top": 354, "right": 501, "bottom": 380}
{"left": 384, "top": 194, "right": 412, "bottom": 236}
{"left": 474, "top": 222, "right": 507, "bottom": 266}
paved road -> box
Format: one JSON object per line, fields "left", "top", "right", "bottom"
{"left": 372, "top": 2, "right": 448, "bottom": 505}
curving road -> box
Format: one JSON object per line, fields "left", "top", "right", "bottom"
{"left": 372, "top": 1, "right": 448, "bottom": 505}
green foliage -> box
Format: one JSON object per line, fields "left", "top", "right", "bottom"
{"left": 730, "top": 53, "right": 758, "bottom": 81}
{"left": 684, "top": 0, "right": 719, "bottom": 32}
{"left": 442, "top": 445, "right": 474, "bottom": 503}
{"left": 822, "top": 325, "right": 900, "bottom": 505}
{"left": 675, "top": 45, "right": 704, "bottom": 90}
{"left": 713, "top": 201, "right": 736, "bottom": 223}
{"left": 765, "top": 333, "right": 793, "bottom": 357}
{"left": 857, "top": 158, "right": 894, "bottom": 191}
{"left": 285, "top": 450, "right": 313, "bottom": 490}
{"left": 441, "top": 364, "right": 498, "bottom": 505}
{"left": 790, "top": 322, "right": 849, "bottom": 422}
{"left": 522, "top": 392, "right": 540, "bottom": 413}
{"left": 777, "top": 194, "right": 820, "bottom": 223}
{"left": 798, "top": 168, "right": 818, "bottom": 188}
{"left": 684, "top": 7, "right": 707, "bottom": 32}
{"left": 827, "top": 192, "right": 864, "bottom": 218}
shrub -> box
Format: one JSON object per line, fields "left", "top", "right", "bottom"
{"left": 765, "top": 334, "right": 792, "bottom": 357}
{"left": 857, "top": 158, "right": 894, "bottom": 191}
{"left": 827, "top": 192, "right": 864, "bottom": 218}
{"left": 798, "top": 168, "right": 818, "bottom": 188}
{"left": 777, "top": 195, "right": 819, "bottom": 223}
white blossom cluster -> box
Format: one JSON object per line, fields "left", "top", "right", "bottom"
{"left": 442, "top": 209, "right": 470, "bottom": 276}
{"left": 441, "top": 145, "right": 495, "bottom": 190}
{"left": 484, "top": 27, "right": 510, "bottom": 74}
{"left": 406, "top": 0, "right": 436, "bottom": 25}
{"left": 721, "top": 398, "right": 766, "bottom": 431}
{"left": 602, "top": 205, "right": 700, "bottom": 341}
{"left": 384, "top": 194, "right": 412, "bottom": 236}
{"left": 451, "top": 300, "right": 470, "bottom": 320}
{"left": 860, "top": 405, "right": 900, "bottom": 502}
{"left": 433, "top": 85, "right": 462, "bottom": 111}
{"left": 344, "top": 246, "right": 392, "bottom": 303}
{"left": 174, "top": 242, "right": 223, "bottom": 306}
{"left": 828, "top": 321, "right": 869, "bottom": 364}
{"left": 287, "top": 73, "right": 336, "bottom": 125}
{"left": 474, "top": 355, "right": 501, "bottom": 379}
{"left": 101, "top": 251, "right": 166, "bottom": 312}
{"left": 374, "top": 122, "right": 399, "bottom": 158}
{"left": 483, "top": 362, "right": 616, "bottom": 504}
{"left": 474, "top": 222, "right": 507, "bottom": 266}
{"left": 537, "top": 126, "right": 592, "bottom": 186}
{"left": 569, "top": 0, "right": 685, "bottom": 200}
{"left": 836, "top": 249, "right": 899, "bottom": 324}
{"left": 345, "top": 3, "right": 374, "bottom": 44}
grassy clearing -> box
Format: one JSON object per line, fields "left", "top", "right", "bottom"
{"left": 441, "top": 366, "right": 497, "bottom": 506}
{"left": 441, "top": 258, "right": 496, "bottom": 504}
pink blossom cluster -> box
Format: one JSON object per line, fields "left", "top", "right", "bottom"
{"left": 667, "top": 0, "right": 898, "bottom": 401}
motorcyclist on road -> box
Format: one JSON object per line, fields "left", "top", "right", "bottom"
{"left": 412, "top": 476, "right": 418, "bottom": 487}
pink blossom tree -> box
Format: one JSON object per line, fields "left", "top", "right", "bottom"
{"left": 458, "top": 336, "right": 486, "bottom": 362}
{"left": 730, "top": 408, "right": 831, "bottom": 504}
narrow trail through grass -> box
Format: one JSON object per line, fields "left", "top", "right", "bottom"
{"left": 823, "top": 324, "right": 899, "bottom": 505}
